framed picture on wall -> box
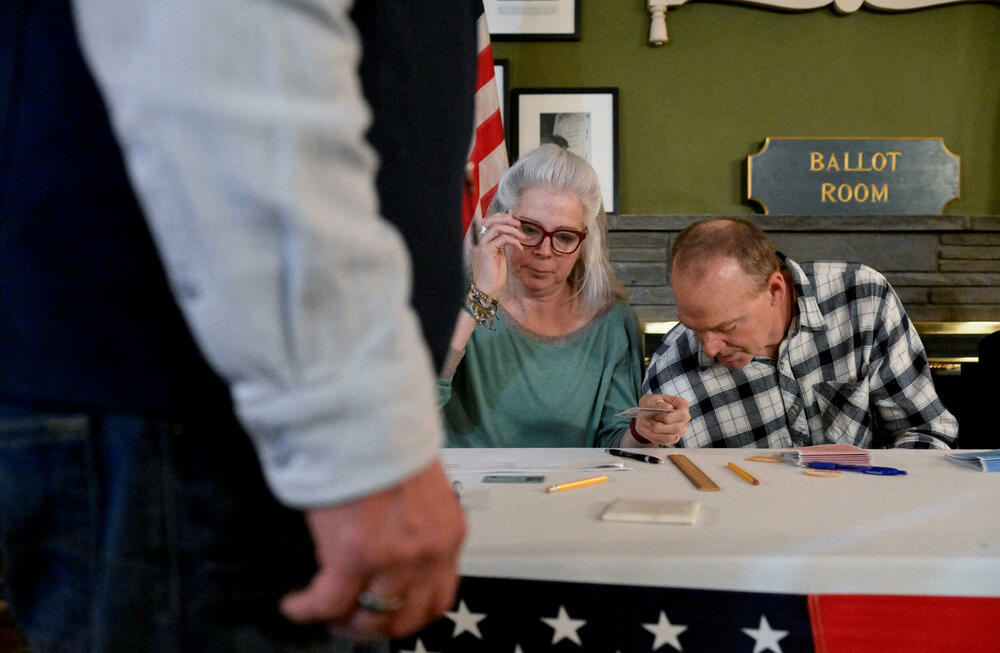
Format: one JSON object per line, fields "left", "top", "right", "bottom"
{"left": 510, "top": 87, "right": 619, "bottom": 213}
{"left": 494, "top": 59, "right": 508, "bottom": 129}
{"left": 483, "top": 0, "right": 580, "bottom": 41}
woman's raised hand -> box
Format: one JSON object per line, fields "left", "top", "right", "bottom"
{"left": 469, "top": 213, "right": 523, "bottom": 299}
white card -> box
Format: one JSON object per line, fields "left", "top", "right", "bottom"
{"left": 614, "top": 406, "right": 675, "bottom": 418}
{"left": 600, "top": 498, "right": 700, "bottom": 524}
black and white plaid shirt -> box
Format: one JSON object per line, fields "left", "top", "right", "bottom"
{"left": 643, "top": 256, "right": 957, "bottom": 449}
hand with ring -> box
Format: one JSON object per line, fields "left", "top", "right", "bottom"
{"left": 469, "top": 213, "right": 524, "bottom": 300}
{"left": 280, "top": 460, "right": 466, "bottom": 641}
{"left": 632, "top": 394, "right": 691, "bottom": 446}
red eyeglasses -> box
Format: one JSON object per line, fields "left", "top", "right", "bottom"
{"left": 515, "top": 218, "right": 587, "bottom": 254}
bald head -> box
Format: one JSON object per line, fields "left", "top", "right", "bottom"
{"left": 670, "top": 219, "right": 779, "bottom": 291}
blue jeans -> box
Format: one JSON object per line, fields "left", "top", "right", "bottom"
{"left": 0, "top": 402, "right": 385, "bottom": 653}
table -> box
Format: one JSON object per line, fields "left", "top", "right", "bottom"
{"left": 392, "top": 448, "right": 1000, "bottom": 653}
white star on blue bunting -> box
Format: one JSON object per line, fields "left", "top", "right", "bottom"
{"left": 445, "top": 600, "right": 487, "bottom": 639}
{"left": 398, "top": 639, "right": 437, "bottom": 653}
{"left": 742, "top": 614, "right": 789, "bottom": 653}
{"left": 642, "top": 611, "right": 688, "bottom": 651}
{"left": 541, "top": 605, "right": 586, "bottom": 646}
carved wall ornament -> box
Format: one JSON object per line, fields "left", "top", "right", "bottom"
{"left": 647, "top": 0, "right": 999, "bottom": 45}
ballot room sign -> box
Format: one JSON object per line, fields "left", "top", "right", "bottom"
{"left": 747, "top": 137, "right": 959, "bottom": 215}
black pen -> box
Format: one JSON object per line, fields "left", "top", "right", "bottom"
{"left": 606, "top": 448, "right": 663, "bottom": 464}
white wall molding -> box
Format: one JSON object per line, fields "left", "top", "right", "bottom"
{"left": 648, "top": 0, "right": 999, "bottom": 44}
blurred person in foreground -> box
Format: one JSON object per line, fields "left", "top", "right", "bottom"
{"left": 0, "top": 0, "right": 474, "bottom": 650}
{"left": 440, "top": 144, "right": 690, "bottom": 448}
{"left": 642, "top": 218, "right": 957, "bottom": 449}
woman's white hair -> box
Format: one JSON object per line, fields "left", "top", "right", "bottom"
{"left": 487, "top": 143, "right": 626, "bottom": 314}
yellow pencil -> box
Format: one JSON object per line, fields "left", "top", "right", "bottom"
{"left": 727, "top": 462, "right": 760, "bottom": 485}
{"left": 545, "top": 475, "right": 609, "bottom": 493}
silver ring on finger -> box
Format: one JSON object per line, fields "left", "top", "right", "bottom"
{"left": 358, "top": 591, "right": 403, "bottom": 614}
{"left": 478, "top": 224, "right": 488, "bottom": 238}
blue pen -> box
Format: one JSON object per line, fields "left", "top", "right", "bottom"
{"left": 806, "top": 462, "right": 907, "bottom": 476}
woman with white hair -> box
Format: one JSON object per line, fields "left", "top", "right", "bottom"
{"left": 440, "top": 144, "right": 689, "bottom": 447}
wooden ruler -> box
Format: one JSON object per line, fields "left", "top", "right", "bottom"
{"left": 668, "top": 454, "right": 721, "bottom": 491}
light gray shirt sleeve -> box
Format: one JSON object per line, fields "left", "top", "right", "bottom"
{"left": 71, "top": 0, "right": 444, "bottom": 508}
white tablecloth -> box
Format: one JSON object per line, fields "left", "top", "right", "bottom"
{"left": 444, "top": 448, "right": 1000, "bottom": 597}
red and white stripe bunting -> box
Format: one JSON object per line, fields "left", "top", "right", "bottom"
{"left": 462, "top": 7, "right": 509, "bottom": 235}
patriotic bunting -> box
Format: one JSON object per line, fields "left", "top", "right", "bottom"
{"left": 462, "top": 3, "right": 509, "bottom": 235}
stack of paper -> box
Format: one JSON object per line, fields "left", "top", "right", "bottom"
{"left": 780, "top": 443, "right": 871, "bottom": 467}
{"left": 945, "top": 449, "right": 1000, "bottom": 472}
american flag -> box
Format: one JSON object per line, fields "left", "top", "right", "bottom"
{"left": 392, "top": 576, "right": 1000, "bottom": 652}
{"left": 462, "top": 3, "right": 509, "bottom": 235}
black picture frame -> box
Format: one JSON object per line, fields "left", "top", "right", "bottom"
{"left": 483, "top": 0, "right": 580, "bottom": 41}
{"left": 510, "top": 87, "right": 619, "bottom": 214}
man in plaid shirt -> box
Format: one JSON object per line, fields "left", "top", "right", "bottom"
{"left": 640, "top": 219, "right": 957, "bottom": 449}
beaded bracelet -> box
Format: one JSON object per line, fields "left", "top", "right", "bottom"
{"left": 463, "top": 282, "right": 498, "bottom": 330}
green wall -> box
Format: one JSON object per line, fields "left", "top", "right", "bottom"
{"left": 493, "top": 2, "right": 1000, "bottom": 215}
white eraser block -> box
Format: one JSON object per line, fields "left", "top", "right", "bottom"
{"left": 600, "top": 498, "right": 700, "bottom": 524}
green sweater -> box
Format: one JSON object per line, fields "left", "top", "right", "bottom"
{"left": 440, "top": 299, "right": 643, "bottom": 447}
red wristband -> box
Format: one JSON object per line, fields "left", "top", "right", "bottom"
{"left": 630, "top": 417, "right": 651, "bottom": 444}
